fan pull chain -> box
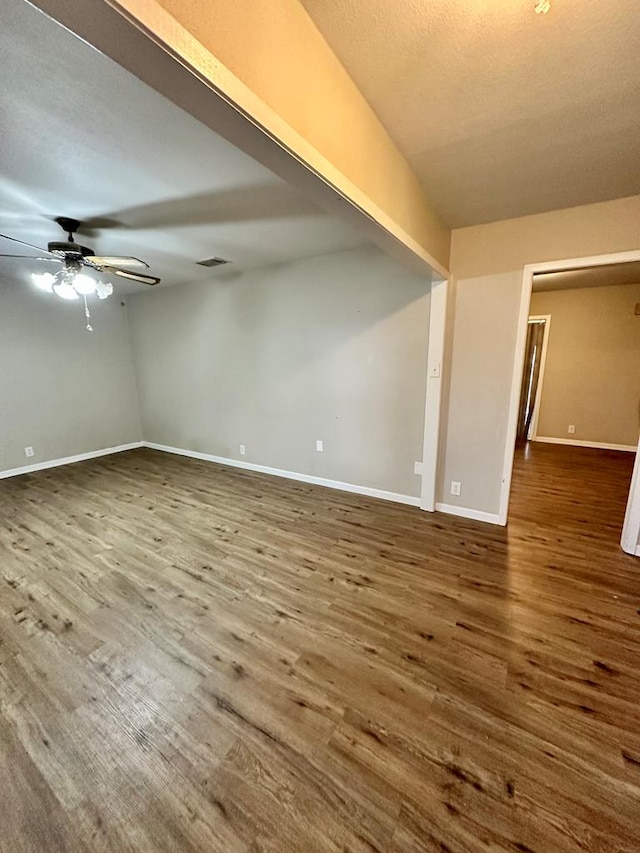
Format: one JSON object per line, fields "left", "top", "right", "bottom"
{"left": 83, "top": 294, "right": 93, "bottom": 332}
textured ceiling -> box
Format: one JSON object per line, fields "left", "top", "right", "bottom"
{"left": 533, "top": 261, "right": 640, "bottom": 293}
{"left": 300, "top": 0, "right": 640, "bottom": 227}
{"left": 0, "top": 1, "right": 366, "bottom": 295}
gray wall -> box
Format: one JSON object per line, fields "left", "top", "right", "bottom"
{"left": 0, "top": 280, "right": 141, "bottom": 473}
{"left": 127, "top": 245, "right": 430, "bottom": 497}
{"left": 439, "top": 271, "right": 522, "bottom": 514}
{"left": 530, "top": 283, "right": 640, "bottom": 447}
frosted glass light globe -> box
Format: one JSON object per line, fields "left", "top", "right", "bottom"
{"left": 53, "top": 281, "right": 79, "bottom": 301}
{"left": 73, "top": 274, "right": 97, "bottom": 295}
{"left": 31, "top": 272, "right": 55, "bottom": 293}
{"left": 95, "top": 280, "right": 114, "bottom": 300}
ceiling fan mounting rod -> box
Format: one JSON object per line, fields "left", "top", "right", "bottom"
{"left": 55, "top": 216, "right": 80, "bottom": 243}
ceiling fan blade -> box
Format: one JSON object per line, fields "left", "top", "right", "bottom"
{"left": 0, "top": 233, "right": 57, "bottom": 255}
{"left": 84, "top": 255, "right": 149, "bottom": 268}
{"left": 102, "top": 265, "right": 160, "bottom": 285}
{"left": 0, "top": 255, "right": 60, "bottom": 261}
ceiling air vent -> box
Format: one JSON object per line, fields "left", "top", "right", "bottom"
{"left": 196, "top": 256, "right": 231, "bottom": 268}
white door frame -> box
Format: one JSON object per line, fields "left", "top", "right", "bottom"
{"left": 526, "top": 315, "right": 552, "bottom": 441}
{"left": 420, "top": 277, "right": 448, "bottom": 511}
{"left": 498, "top": 250, "right": 640, "bottom": 549}
{"left": 621, "top": 437, "right": 640, "bottom": 556}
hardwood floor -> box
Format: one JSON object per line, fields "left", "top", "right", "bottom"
{"left": 0, "top": 443, "right": 638, "bottom": 852}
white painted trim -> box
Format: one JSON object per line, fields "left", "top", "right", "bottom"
{"left": 498, "top": 265, "right": 534, "bottom": 525}
{"left": 420, "top": 277, "right": 448, "bottom": 512}
{"left": 499, "top": 250, "right": 640, "bottom": 527}
{"left": 621, "top": 436, "right": 640, "bottom": 556}
{"left": 521, "top": 251, "right": 640, "bottom": 274}
{"left": 526, "top": 315, "right": 551, "bottom": 441}
{"left": 143, "top": 442, "right": 421, "bottom": 507}
{"left": 435, "top": 502, "right": 501, "bottom": 525}
{"left": 534, "top": 437, "right": 637, "bottom": 452}
{"left": 0, "top": 442, "right": 144, "bottom": 480}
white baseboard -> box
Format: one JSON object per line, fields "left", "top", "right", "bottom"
{"left": 0, "top": 442, "right": 144, "bottom": 480}
{"left": 534, "top": 436, "right": 637, "bottom": 452}
{"left": 143, "top": 442, "right": 421, "bottom": 507}
{"left": 435, "top": 502, "right": 502, "bottom": 526}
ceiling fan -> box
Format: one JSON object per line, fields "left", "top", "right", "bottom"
{"left": 0, "top": 217, "right": 160, "bottom": 330}
{"left": 0, "top": 216, "right": 160, "bottom": 289}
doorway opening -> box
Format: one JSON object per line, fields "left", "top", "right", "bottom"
{"left": 516, "top": 316, "right": 550, "bottom": 443}
{"left": 501, "top": 252, "right": 640, "bottom": 552}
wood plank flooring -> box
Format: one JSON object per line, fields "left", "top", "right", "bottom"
{"left": 0, "top": 443, "right": 638, "bottom": 852}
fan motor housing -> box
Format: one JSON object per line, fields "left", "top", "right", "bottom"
{"left": 48, "top": 241, "right": 94, "bottom": 257}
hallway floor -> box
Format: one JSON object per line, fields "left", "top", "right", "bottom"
{"left": 510, "top": 440, "right": 635, "bottom": 541}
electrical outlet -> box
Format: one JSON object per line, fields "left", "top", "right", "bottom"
{"left": 239, "top": 444, "right": 246, "bottom": 456}
{"left": 450, "top": 480, "right": 462, "bottom": 496}
{"left": 414, "top": 461, "right": 423, "bottom": 475}
{"left": 24, "top": 446, "right": 34, "bottom": 458}
{"left": 568, "top": 424, "right": 576, "bottom": 435}
{"left": 316, "top": 440, "right": 324, "bottom": 452}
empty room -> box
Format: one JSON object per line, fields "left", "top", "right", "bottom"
{"left": 1, "top": 1, "right": 639, "bottom": 852}
{"left": 510, "top": 263, "right": 640, "bottom": 541}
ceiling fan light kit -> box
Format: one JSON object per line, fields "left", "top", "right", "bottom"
{"left": 0, "top": 216, "right": 159, "bottom": 331}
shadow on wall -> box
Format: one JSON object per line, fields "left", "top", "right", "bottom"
{"left": 129, "top": 245, "right": 431, "bottom": 377}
